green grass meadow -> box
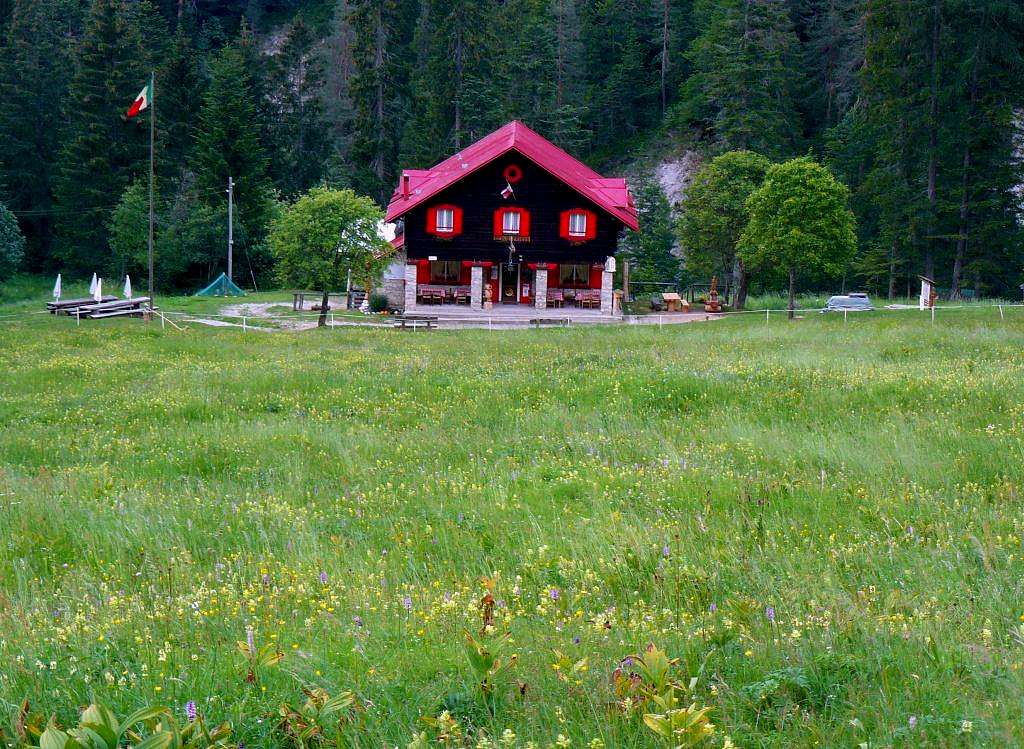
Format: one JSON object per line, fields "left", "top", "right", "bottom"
{"left": 1, "top": 305, "right": 1023, "bottom": 747}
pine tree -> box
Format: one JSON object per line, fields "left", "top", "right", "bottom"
{"left": 191, "top": 40, "right": 274, "bottom": 252}
{"left": 0, "top": 0, "right": 75, "bottom": 270}
{"left": 55, "top": 0, "right": 156, "bottom": 274}
{"left": 686, "top": 0, "right": 803, "bottom": 157}
{"left": 348, "top": 0, "right": 415, "bottom": 201}
{"left": 267, "top": 13, "right": 330, "bottom": 197}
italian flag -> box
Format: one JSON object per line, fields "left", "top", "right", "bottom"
{"left": 126, "top": 81, "right": 151, "bottom": 119}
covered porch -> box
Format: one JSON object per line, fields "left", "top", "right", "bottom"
{"left": 403, "top": 259, "right": 618, "bottom": 315}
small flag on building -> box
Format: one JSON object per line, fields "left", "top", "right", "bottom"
{"left": 53, "top": 274, "right": 61, "bottom": 301}
{"left": 501, "top": 182, "right": 515, "bottom": 200}
{"left": 123, "top": 275, "right": 132, "bottom": 299}
{"left": 126, "top": 81, "right": 152, "bottom": 119}
{"left": 89, "top": 273, "right": 97, "bottom": 295}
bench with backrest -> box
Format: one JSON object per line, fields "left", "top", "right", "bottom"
{"left": 546, "top": 289, "right": 564, "bottom": 308}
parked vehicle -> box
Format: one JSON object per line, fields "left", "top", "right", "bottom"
{"left": 822, "top": 293, "right": 874, "bottom": 312}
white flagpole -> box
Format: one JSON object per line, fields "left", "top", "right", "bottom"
{"left": 148, "top": 71, "right": 155, "bottom": 303}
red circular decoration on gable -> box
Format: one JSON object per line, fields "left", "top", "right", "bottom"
{"left": 503, "top": 164, "right": 523, "bottom": 184}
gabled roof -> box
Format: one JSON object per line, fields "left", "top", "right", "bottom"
{"left": 385, "top": 121, "right": 639, "bottom": 231}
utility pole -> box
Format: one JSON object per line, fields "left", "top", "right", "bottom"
{"left": 227, "top": 176, "right": 234, "bottom": 282}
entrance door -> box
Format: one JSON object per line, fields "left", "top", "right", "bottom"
{"left": 500, "top": 263, "right": 519, "bottom": 303}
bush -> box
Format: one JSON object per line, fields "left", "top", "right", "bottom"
{"left": 369, "top": 292, "right": 390, "bottom": 312}
{"left": 0, "top": 202, "right": 26, "bottom": 276}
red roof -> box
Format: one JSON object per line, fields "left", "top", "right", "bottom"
{"left": 385, "top": 121, "right": 638, "bottom": 231}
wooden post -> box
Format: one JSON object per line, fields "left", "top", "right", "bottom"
{"left": 622, "top": 258, "right": 630, "bottom": 315}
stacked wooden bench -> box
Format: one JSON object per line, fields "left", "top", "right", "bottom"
{"left": 48, "top": 297, "right": 154, "bottom": 319}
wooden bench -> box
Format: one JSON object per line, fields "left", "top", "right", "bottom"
{"left": 530, "top": 318, "right": 570, "bottom": 327}
{"left": 48, "top": 296, "right": 117, "bottom": 314}
{"left": 394, "top": 314, "right": 438, "bottom": 330}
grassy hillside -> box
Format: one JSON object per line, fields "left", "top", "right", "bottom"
{"left": 1, "top": 311, "right": 1023, "bottom": 747}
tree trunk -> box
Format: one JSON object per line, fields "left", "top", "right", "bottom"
{"left": 318, "top": 289, "right": 329, "bottom": 327}
{"left": 924, "top": 0, "right": 941, "bottom": 280}
{"left": 951, "top": 32, "right": 982, "bottom": 299}
{"left": 734, "top": 257, "right": 748, "bottom": 310}
{"left": 787, "top": 268, "right": 796, "bottom": 320}
{"left": 888, "top": 240, "right": 897, "bottom": 300}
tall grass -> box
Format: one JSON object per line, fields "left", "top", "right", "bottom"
{"left": 1, "top": 308, "right": 1022, "bottom": 747}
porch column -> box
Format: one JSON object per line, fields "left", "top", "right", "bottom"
{"left": 534, "top": 268, "right": 548, "bottom": 310}
{"left": 470, "top": 265, "right": 484, "bottom": 310}
{"left": 600, "top": 269, "right": 614, "bottom": 315}
{"left": 404, "top": 263, "right": 417, "bottom": 310}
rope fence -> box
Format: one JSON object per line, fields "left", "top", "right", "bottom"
{"left": 2, "top": 300, "right": 1024, "bottom": 330}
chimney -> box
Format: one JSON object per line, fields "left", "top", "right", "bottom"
{"left": 402, "top": 174, "right": 410, "bottom": 198}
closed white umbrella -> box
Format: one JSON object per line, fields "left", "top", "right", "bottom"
{"left": 93, "top": 277, "right": 102, "bottom": 303}
{"left": 53, "top": 274, "right": 62, "bottom": 301}
{"left": 89, "top": 273, "right": 97, "bottom": 295}
{"left": 123, "top": 275, "right": 132, "bottom": 299}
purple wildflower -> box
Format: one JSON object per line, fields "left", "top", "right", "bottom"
{"left": 353, "top": 615, "right": 364, "bottom": 627}
{"left": 319, "top": 571, "right": 328, "bottom": 585}
{"left": 766, "top": 606, "right": 776, "bottom": 623}
{"left": 402, "top": 596, "right": 413, "bottom": 612}
{"left": 662, "top": 545, "right": 670, "bottom": 558}
{"left": 573, "top": 636, "right": 580, "bottom": 645}
{"left": 246, "top": 626, "right": 255, "bottom": 651}
{"left": 184, "top": 701, "right": 197, "bottom": 723}
{"left": 709, "top": 602, "right": 717, "bottom": 613}
{"left": 549, "top": 588, "right": 560, "bottom": 601}
{"left": 908, "top": 716, "right": 917, "bottom": 729}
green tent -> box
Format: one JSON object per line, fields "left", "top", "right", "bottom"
{"left": 195, "top": 272, "right": 246, "bottom": 297}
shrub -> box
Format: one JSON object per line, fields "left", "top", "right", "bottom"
{"left": 0, "top": 202, "right": 25, "bottom": 276}
{"left": 369, "top": 292, "right": 389, "bottom": 313}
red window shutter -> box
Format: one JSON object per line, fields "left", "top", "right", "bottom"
{"left": 519, "top": 209, "right": 530, "bottom": 237}
{"left": 493, "top": 209, "right": 504, "bottom": 237}
{"left": 584, "top": 210, "right": 597, "bottom": 240}
{"left": 559, "top": 210, "right": 571, "bottom": 240}
{"left": 416, "top": 262, "right": 430, "bottom": 284}
{"left": 425, "top": 206, "right": 438, "bottom": 235}
{"left": 589, "top": 264, "right": 603, "bottom": 288}
{"left": 452, "top": 206, "right": 463, "bottom": 235}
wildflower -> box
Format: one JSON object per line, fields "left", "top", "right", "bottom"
{"left": 500, "top": 729, "right": 517, "bottom": 746}
{"left": 403, "top": 596, "right": 413, "bottom": 612}
{"left": 549, "top": 588, "right": 560, "bottom": 601}
{"left": 908, "top": 716, "right": 917, "bottom": 729}
{"left": 588, "top": 740, "right": 604, "bottom": 749}
{"left": 246, "top": 626, "right": 255, "bottom": 651}
{"left": 555, "top": 735, "right": 571, "bottom": 748}
{"left": 319, "top": 571, "right": 328, "bottom": 585}
{"left": 765, "top": 606, "right": 776, "bottom": 624}
{"left": 662, "top": 546, "right": 670, "bottom": 557}
{"left": 184, "top": 701, "right": 197, "bottom": 722}
{"left": 353, "top": 615, "right": 363, "bottom": 627}
{"left": 709, "top": 602, "right": 717, "bottom": 614}
{"left": 961, "top": 720, "right": 972, "bottom": 733}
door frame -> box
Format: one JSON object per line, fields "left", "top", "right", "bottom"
{"left": 499, "top": 262, "right": 521, "bottom": 304}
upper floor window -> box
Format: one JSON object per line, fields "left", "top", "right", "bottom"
{"left": 568, "top": 211, "right": 587, "bottom": 237}
{"left": 560, "top": 208, "right": 597, "bottom": 241}
{"left": 502, "top": 210, "right": 521, "bottom": 235}
{"left": 426, "top": 204, "right": 463, "bottom": 237}
{"left": 436, "top": 208, "right": 455, "bottom": 233}
{"left": 493, "top": 207, "right": 530, "bottom": 239}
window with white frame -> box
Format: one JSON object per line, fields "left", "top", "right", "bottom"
{"left": 435, "top": 207, "right": 455, "bottom": 233}
{"left": 559, "top": 263, "right": 591, "bottom": 287}
{"left": 568, "top": 211, "right": 588, "bottom": 237}
{"left": 502, "top": 210, "right": 521, "bottom": 235}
